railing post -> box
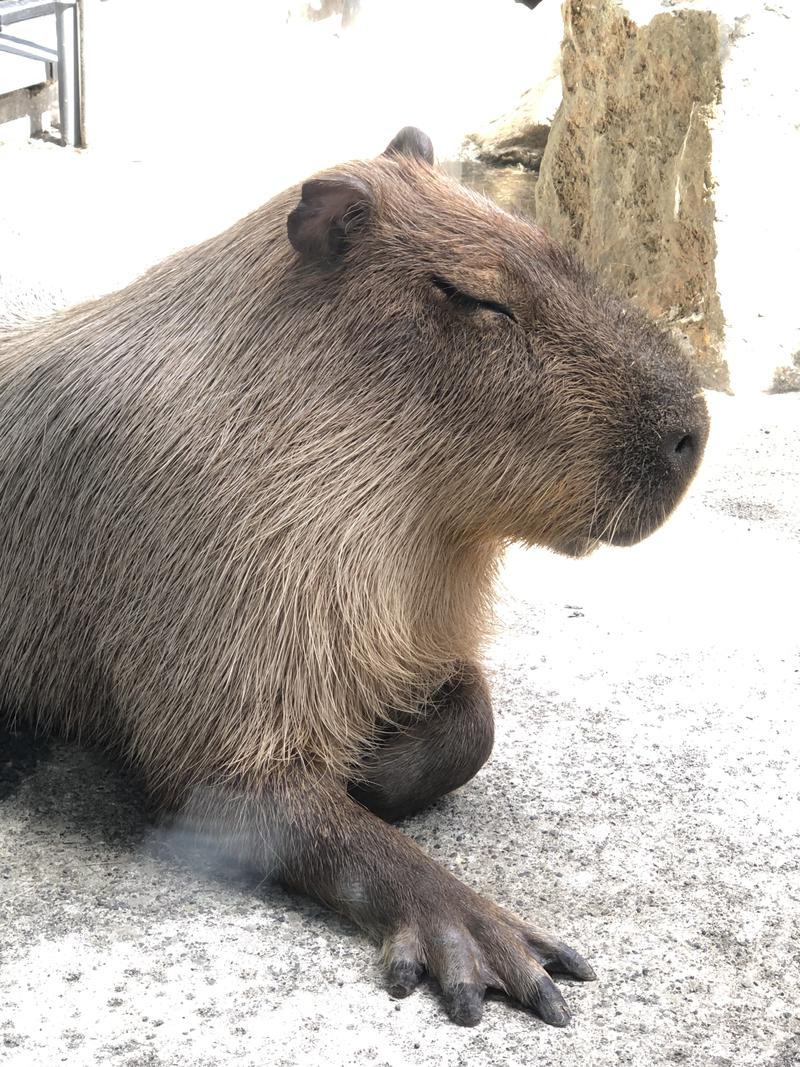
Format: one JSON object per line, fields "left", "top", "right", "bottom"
{"left": 54, "top": 0, "right": 81, "bottom": 146}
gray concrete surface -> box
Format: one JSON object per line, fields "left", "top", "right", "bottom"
{"left": 0, "top": 136, "right": 798, "bottom": 1064}
{"left": 1, "top": 391, "right": 798, "bottom": 1067}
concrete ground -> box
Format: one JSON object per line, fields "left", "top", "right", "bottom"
{"left": 1, "top": 134, "right": 799, "bottom": 1067}
{"left": 1, "top": 394, "right": 797, "bottom": 1067}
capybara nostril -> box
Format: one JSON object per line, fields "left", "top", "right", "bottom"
{"left": 664, "top": 429, "right": 697, "bottom": 469}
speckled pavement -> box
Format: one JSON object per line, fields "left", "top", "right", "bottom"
{"left": 1, "top": 384, "right": 798, "bottom": 1066}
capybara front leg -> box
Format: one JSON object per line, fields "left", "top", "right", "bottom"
{"left": 207, "top": 775, "right": 595, "bottom": 1027}
{"left": 348, "top": 663, "right": 494, "bottom": 821}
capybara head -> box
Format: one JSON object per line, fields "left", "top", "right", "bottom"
{"left": 287, "top": 127, "right": 709, "bottom": 557}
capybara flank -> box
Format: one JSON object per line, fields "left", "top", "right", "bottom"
{"left": 0, "top": 127, "right": 709, "bottom": 1026}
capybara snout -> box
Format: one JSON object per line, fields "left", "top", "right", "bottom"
{"left": 289, "top": 127, "right": 708, "bottom": 558}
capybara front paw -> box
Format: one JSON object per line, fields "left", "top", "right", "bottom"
{"left": 381, "top": 904, "right": 595, "bottom": 1027}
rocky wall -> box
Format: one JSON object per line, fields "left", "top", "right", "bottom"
{"left": 535, "top": 1, "right": 727, "bottom": 388}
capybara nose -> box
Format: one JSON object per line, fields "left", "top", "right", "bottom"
{"left": 663, "top": 429, "right": 697, "bottom": 473}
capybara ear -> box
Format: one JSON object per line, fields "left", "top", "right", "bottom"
{"left": 383, "top": 126, "right": 434, "bottom": 166}
{"left": 287, "top": 176, "right": 375, "bottom": 263}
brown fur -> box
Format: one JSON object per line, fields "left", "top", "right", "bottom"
{"left": 0, "top": 129, "right": 708, "bottom": 1026}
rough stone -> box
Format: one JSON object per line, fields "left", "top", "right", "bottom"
{"left": 770, "top": 351, "right": 800, "bottom": 394}
{"left": 535, "top": 1, "right": 800, "bottom": 395}
{"left": 464, "top": 89, "right": 553, "bottom": 172}
{"left": 535, "top": 0, "right": 727, "bottom": 389}
{"left": 289, "top": 0, "right": 361, "bottom": 26}
{"left": 440, "top": 160, "right": 538, "bottom": 220}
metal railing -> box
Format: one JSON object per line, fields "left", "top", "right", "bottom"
{"left": 0, "top": 0, "right": 82, "bottom": 146}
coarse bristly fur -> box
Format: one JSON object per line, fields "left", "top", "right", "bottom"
{"left": 0, "top": 134, "right": 707, "bottom": 804}
{"left": 0, "top": 128, "right": 709, "bottom": 1027}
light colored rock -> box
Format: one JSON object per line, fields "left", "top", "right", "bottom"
{"left": 536, "top": 0, "right": 727, "bottom": 388}
{"left": 287, "top": 0, "right": 360, "bottom": 26}
{"left": 771, "top": 351, "right": 800, "bottom": 394}
{"left": 441, "top": 159, "right": 538, "bottom": 219}
{"left": 536, "top": 0, "right": 800, "bottom": 395}
{"left": 464, "top": 91, "right": 551, "bottom": 171}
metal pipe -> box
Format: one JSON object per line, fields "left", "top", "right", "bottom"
{"left": 0, "top": 3, "right": 57, "bottom": 29}
{"left": 54, "top": 0, "right": 80, "bottom": 147}
{"left": 0, "top": 33, "right": 57, "bottom": 63}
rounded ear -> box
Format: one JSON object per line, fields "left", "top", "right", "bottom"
{"left": 287, "top": 176, "right": 375, "bottom": 263}
{"left": 383, "top": 126, "right": 434, "bottom": 166}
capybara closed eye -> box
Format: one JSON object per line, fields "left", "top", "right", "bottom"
{"left": 0, "top": 127, "right": 707, "bottom": 1026}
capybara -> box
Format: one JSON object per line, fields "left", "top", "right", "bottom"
{"left": 0, "top": 127, "right": 708, "bottom": 1026}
